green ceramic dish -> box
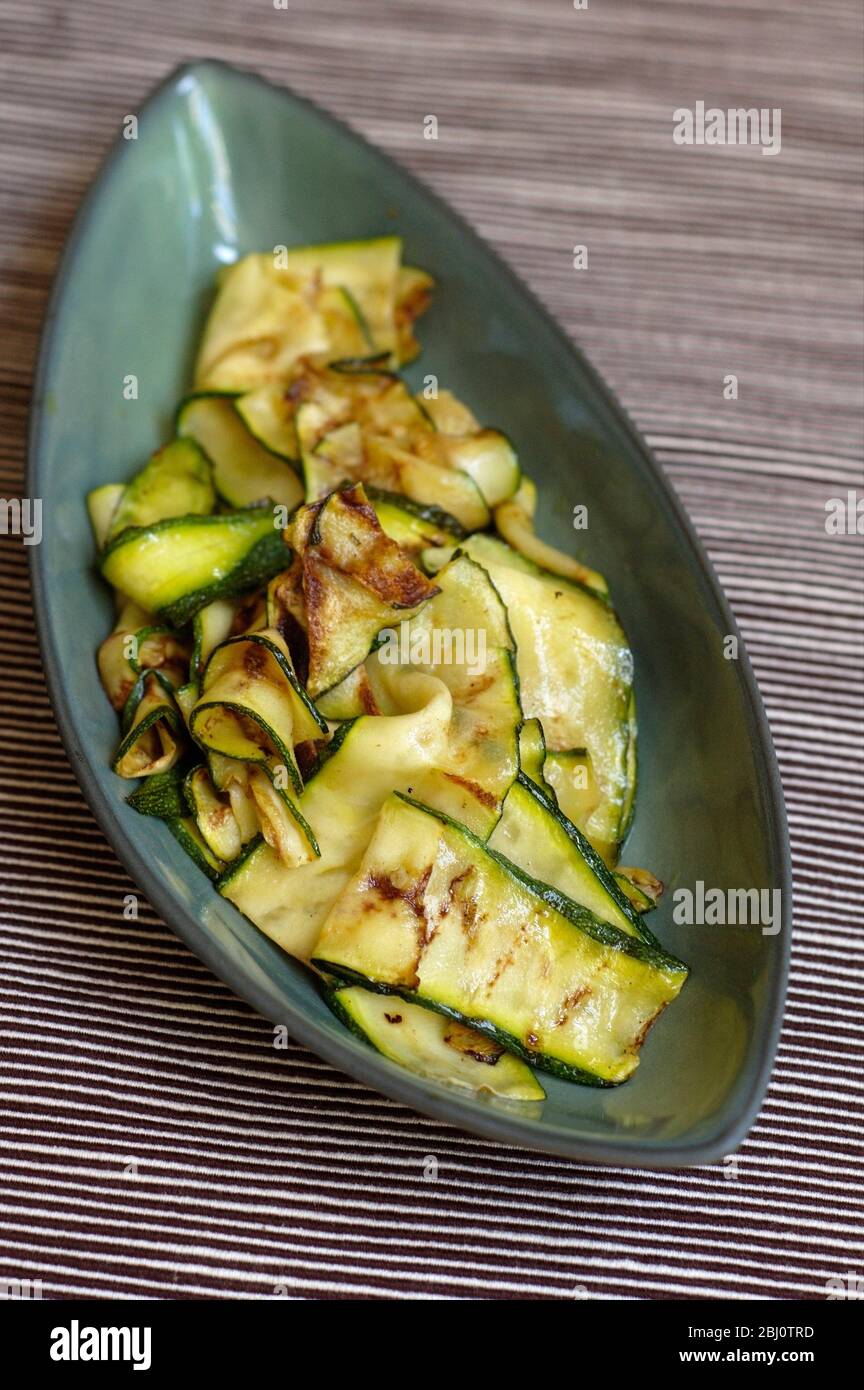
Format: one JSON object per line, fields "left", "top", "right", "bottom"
{"left": 28, "top": 60, "right": 791, "bottom": 1165}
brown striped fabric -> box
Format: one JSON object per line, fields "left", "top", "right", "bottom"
{"left": 1, "top": 0, "right": 862, "bottom": 1300}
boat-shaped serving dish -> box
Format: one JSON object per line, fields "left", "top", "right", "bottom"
{"left": 28, "top": 60, "right": 790, "bottom": 1165}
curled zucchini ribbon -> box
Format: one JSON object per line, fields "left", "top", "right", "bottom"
{"left": 97, "top": 600, "right": 189, "bottom": 713}
{"left": 112, "top": 672, "right": 184, "bottom": 779}
{"left": 189, "top": 627, "right": 326, "bottom": 793}
{"left": 100, "top": 507, "right": 293, "bottom": 629}
{"left": 288, "top": 483, "right": 441, "bottom": 700}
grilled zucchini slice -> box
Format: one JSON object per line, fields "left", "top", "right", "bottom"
{"left": 177, "top": 394, "right": 303, "bottom": 510}
{"left": 328, "top": 986, "right": 545, "bottom": 1102}
{"left": 311, "top": 660, "right": 382, "bottom": 721}
{"left": 494, "top": 495, "right": 608, "bottom": 595}
{"left": 366, "top": 487, "right": 466, "bottom": 554}
{"left": 235, "top": 383, "right": 300, "bottom": 463}
{"left": 289, "top": 484, "right": 440, "bottom": 699}
{"left": 488, "top": 773, "right": 657, "bottom": 944}
{"left": 100, "top": 507, "right": 292, "bottom": 628}
{"left": 517, "top": 717, "right": 553, "bottom": 795}
{"left": 184, "top": 764, "right": 245, "bottom": 863}
{"left": 106, "top": 439, "right": 215, "bottom": 541}
{"left": 441, "top": 430, "right": 519, "bottom": 508}
{"left": 313, "top": 794, "right": 687, "bottom": 1086}
{"left": 395, "top": 265, "right": 434, "bottom": 364}
{"left": 97, "top": 614, "right": 189, "bottom": 719}
{"left": 279, "top": 237, "right": 402, "bottom": 359}
{"left": 194, "top": 255, "right": 331, "bottom": 390}
{"left": 543, "top": 746, "right": 626, "bottom": 866}
{"left": 195, "top": 239, "right": 404, "bottom": 388}
{"left": 86, "top": 483, "right": 126, "bottom": 549}
{"left": 297, "top": 405, "right": 491, "bottom": 532}
{"left": 425, "top": 533, "right": 635, "bottom": 864}
{"left": 126, "top": 766, "right": 189, "bottom": 820}
{"left": 97, "top": 600, "right": 158, "bottom": 711}
{"left": 191, "top": 599, "right": 237, "bottom": 682}
{"left": 370, "top": 552, "right": 520, "bottom": 836}
{"left": 245, "top": 764, "right": 319, "bottom": 867}
{"left": 167, "top": 818, "right": 224, "bottom": 879}
{"left": 614, "top": 865, "right": 664, "bottom": 914}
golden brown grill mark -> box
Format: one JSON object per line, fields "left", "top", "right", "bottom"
{"left": 442, "top": 771, "right": 497, "bottom": 810}
{"left": 459, "top": 892, "right": 481, "bottom": 942}
{"left": 486, "top": 950, "right": 516, "bottom": 989}
{"left": 628, "top": 1002, "right": 668, "bottom": 1054}
{"left": 439, "top": 866, "right": 473, "bottom": 919}
{"left": 463, "top": 672, "right": 495, "bottom": 701}
{"left": 443, "top": 1030, "right": 503, "bottom": 1066}
{"left": 209, "top": 801, "right": 235, "bottom": 831}
{"left": 364, "top": 865, "right": 434, "bottom": 988}
{"left": 241, "top": 642, "right": 269, "bottom": 680}
{"left": 358, "top": 678, "right": 382, "bottom": 715}
{"left": 551, "top": 986, "right": 592, "bottom": 1029}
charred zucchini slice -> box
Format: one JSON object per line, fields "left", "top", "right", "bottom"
{"left": 363, "top": 434, "right": 490, "bottom": 531}
{"left": 289, "top": 484, "right": 440, "bottom": 700}
{"left": 366, "top": 488, "right": 466, "bottom": 554}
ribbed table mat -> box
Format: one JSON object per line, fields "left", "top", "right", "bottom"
{"left": 1, "top": 0, "right": 862, "bottom": 1300}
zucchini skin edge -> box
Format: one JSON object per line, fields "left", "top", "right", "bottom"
{"left": 396, "top": 793, "right": 688, "bottom": 976}
{"left": 311, "top": 960, "right": 616, "bottom": 1087}
{"left": 512, "top": 771, "right": 662, "bottom": 950}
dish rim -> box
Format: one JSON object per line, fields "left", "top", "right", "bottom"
{"left": 26, "top": 57, "right": 792, "bottom": 1167}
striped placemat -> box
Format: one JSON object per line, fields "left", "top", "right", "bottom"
{"left": 1, "top": 0, "right": 861, "bottom": 1299}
